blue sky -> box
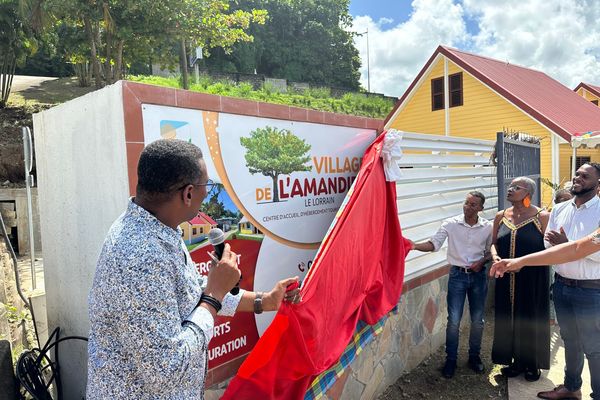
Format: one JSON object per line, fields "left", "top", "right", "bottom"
{"left": 349, "top": 0, "right": 412, "bottom": 27}
{"left": 349, "top": 0, "right": 480, "bottom": 36}
{"left": 347, "top": 0, "right": 600, "bottom": 97}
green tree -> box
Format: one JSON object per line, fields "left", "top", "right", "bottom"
{"left": 0, "top": 0, "right": 43, "bottom": 107}
{"left": 240, "top": 126, "right": 312, "bottom": 202}
{"left": 42, "top": 0, "right": 267, "bottom": 88}
{"left": 205, "top": 0, "right": 361, "bottom": 90}
{"left": 200, "top": 184, "right": 225, "bottom": 218}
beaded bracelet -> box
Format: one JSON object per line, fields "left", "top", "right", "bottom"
{"left": 200, "top": 294, "right": 222, "bottom": 313}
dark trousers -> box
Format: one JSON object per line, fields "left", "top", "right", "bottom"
{"left": 554, "top": 280, "right": 600, "bottom": 398}
{"left": 445, "top": 266, "right": 488, "bottom": 361}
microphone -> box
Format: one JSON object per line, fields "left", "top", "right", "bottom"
{"left": 208, "top": 228, "right": 240, "bottom": 295}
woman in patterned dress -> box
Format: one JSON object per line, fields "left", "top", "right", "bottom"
{"left": 490, "top": 177, "right": 550, "bottom": 382}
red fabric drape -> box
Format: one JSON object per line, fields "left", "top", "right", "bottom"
{"left": 222, "top": 132, "right": 411, "bottom": 400}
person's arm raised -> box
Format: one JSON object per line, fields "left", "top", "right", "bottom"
{"left": 490, "top": 229, "right": 600, "bottom": 278}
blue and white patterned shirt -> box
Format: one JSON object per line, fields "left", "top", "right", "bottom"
{"left": 87, "top": 199, "right": 243, "bottom": 399}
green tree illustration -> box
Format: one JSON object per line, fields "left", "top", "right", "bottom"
{"left": 240, "top": 126, "right": 312, "bottom": 202}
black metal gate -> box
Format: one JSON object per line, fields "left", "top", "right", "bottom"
{"left": 496, "top": 132, "right": 541, "bottom": 210}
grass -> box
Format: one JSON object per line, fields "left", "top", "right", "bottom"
{"left": 129, "top": 74, "right": 395, "bottom": 119}
{"left": 6, "top": 74, "right": 395, "bottom": 119}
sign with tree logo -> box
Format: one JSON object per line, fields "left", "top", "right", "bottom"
{"left": 141, "top": 104, "right": 376, "bottom": 377}
{"left": 241, "top": 126, "right": 312, "bottom": 203}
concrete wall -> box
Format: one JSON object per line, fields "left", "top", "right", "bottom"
{"left": 0, "top": 188, "right": 42, "bottom": 256}
{"left": 33, "top": 81, "right": 129, "bottom": 399}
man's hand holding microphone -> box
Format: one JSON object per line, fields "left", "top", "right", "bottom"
{"left": 200, "top": 228, "right": 301, "bottom": 318}
{"left": 200, "top": 243, "right": 242, "bottom": 317}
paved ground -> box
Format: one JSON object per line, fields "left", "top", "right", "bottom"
{"left": 10, "top": 75, "right": 58, "bottom": 93}
{"left": 509, "top": 325, "right": 591, "bottom": 399}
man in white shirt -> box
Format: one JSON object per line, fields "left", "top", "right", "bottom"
{"left": 409, "top": 191, "right": 492, "bottom": 379}
{"left": 538, "top": 163, "right": 600, "bottom": 400}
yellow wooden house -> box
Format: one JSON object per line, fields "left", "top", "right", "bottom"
{"left": 575, "top": 82, "right": 600, "bottom": 106}
{"left": 238, "top": 216, "right": 261, "bottom": 235}
{"left": 180, "top": 212, "right": 218, "bottom": 245}
{"left": 384, "top": 46, "right": 600, "bottom": 205}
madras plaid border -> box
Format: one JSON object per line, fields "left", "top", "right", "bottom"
{"left": 304, "top": 305, "right": 399, "bottom": 400}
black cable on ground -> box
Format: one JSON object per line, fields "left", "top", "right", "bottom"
{"left": 15, "top": 327, "right": 88, "bottom": 400}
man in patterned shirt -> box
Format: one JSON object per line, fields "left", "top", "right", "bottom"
{"left": 87, "top": 139, "right": 299, "bottom": 399}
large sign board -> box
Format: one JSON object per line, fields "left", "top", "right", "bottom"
{"left": 142, "top": 104, "right": 376, "bottom": 376}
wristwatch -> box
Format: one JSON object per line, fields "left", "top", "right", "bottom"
{"left": 254, "top": 292, "right": 264, "bottom": 314}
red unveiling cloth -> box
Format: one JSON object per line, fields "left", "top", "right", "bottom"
{"left": 222, "top": 132, "right": 411, "bottom": 400}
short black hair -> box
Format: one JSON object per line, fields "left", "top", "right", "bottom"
{"left": 467, "top": 191, "right": 486, "bottom": 206}
{"left": 136, "top": 139, "right": 204, "bottom": 199}
{"left": 586, "top": 162, "right": 600, "bottom": 179}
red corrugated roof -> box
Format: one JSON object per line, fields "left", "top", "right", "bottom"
{"left": 574, "top": 82, "right": 600, "bottom": 99}
{"left": 189, "top": 212, "right": 217, "bottom": 226}
{"left": 385, "top": 45, "right": 600, "bottom": 141}
{"left": 198, "top": 212, "right": 217, "bottom": 226}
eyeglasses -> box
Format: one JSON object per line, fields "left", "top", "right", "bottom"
{"left": 176, "top": 179, "right": 218, "bottom": 194}
{"left": 508, "top": 184, "right": 526, "bottom": 191}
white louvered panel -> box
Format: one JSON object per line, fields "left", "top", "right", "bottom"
{"left": 399, "top": 205, "right": 498, "bottom": 244}
{"left": 405, "top": 245, "right": 446, "bottom": 262}
{"left": 404, "top": 251, "right": 449, "bottom": 277}
{"left": 396, "top": 166, "right": 496, "bottom": 183}
{"left": 481, "top": 209, "right": 497, "bottom": 220}
{"left": 393, "top": 131, "right": 498, "bottom": 278}
{"left": 401, "top": 204, "right": 464, "bottom": 229}
{"left": 398, "top": 154, "right": 491, "bottom": 166}
{"left": 397, "top": 191, "right": 498, "bottom": 214}
{"left": 401, "top": 131, "right": 495, "bottom": 148}
{"left": 401, "top": 221, "right": 445, "bottom": 243}
{"left": 396, "top": 177, "right": 496, "bottom": 199}
{"left": 401, "top": 135, "right": 495, "bottom": 153}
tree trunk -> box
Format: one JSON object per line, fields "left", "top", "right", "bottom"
{"left": 75, "top": 62, "right": 91, "bottom": 87}
{"left": 272, "top": 175, "right": 279, "bottom": 202}
{"left": 179, "top": 38, "right": 189, "bottom": 89}
{"left": 0, "top": 52, "right": 16, "bottom": 108}
{"left": 93, "top": 23, "right": 103, "bottom": 88}
{"left": 105, "top": 29, "right": 112, "bottom": 83}
{"left": 114, "top": 40, "right": 124, "bottom": 81}
{"left": 84, "top": 17, "right": 103, "bottom": 89}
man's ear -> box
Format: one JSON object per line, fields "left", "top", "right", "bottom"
{"left": 181, "top": 185, "right": 193, "bottom": 205}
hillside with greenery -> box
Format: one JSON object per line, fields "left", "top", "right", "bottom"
{"left": 129, "top": 75, "right": 394, "bottom": 118}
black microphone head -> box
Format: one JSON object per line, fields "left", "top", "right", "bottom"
{"left": 208, "top": 228, "right": 225, "bottom": 246}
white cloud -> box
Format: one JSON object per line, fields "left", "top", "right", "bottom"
{"left": 465, "top": 0, "right": 600, "bottom": 88}
{"left": 351, "top": 0, "right": 468, "bottom": 96}
{"left": 351, "top": 0, "right": 600, "bottom": 96}
{"left": 378, "top": 17, "right": 394, "bottom": 25}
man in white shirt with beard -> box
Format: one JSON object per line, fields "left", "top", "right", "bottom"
{"left": 538, "top": 163, "right": 600, "bottom": 400}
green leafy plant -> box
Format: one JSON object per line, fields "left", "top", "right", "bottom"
{"left": 129, "top": 75, "right": 395, "bottom": 118}
{"left": 3, "top": 303, "right": 30, "bottom": 324}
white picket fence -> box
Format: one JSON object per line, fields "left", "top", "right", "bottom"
{"left": 396, "top": 132, "right": 497, "bottom": 278}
